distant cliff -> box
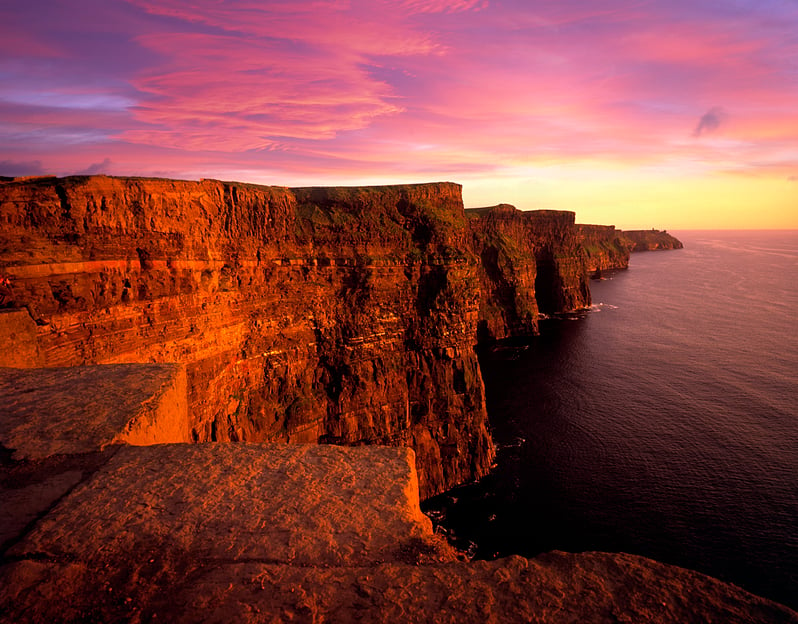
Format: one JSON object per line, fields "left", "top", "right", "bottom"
{"left": 625, "top": 229, "right": 684, "bottom": 251}
{"left": 1, "top": 176, "right": 593, "bottom": 496}
{"left": 576, "top": 224, "right": 634, "bottom": 276}
{"left": 468, "top": 205, "right": 590, "bottom": 341}
{"left": 575, "top": 226, "right": 683, "bottom": 276}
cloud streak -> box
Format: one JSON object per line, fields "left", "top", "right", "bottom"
{"left": 77, "top": 158, "right": 113, "bottom": 175}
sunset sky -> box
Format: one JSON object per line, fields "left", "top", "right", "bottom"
{"left": 2, "top": 0, "right": 797, "bottom": 228}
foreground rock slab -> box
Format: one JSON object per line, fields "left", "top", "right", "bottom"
{"left": 9, "top": 443, "right": 435, "bottom": 567}
{"left": 1, "top": 443, "right": 796, "bottom": 623}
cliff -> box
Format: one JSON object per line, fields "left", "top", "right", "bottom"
{"left": 0, "top": 176, "right": 498, "bottom": 498}
{"left": 576, "top": 224, "right": 634, "bottom": 276}
{"left": 624, "top": 228, "right": 684, "bottom": 251}
{"left": 2, "top": 177, "right": 794, "bottom": 620}
{"left": 0, "top": 176, "right": 601, "bottom": 497}
{"left": 467, "top": 205, "right": 591, "bottom": 342}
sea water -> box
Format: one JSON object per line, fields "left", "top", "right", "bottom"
{"left": 423, "top": 230, "right": 798, "bottom": 609}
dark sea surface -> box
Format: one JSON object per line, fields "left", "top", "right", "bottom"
{"left": 424, "top": 230, "right": 798, "bottom": 609}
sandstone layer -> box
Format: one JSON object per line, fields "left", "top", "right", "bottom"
{"left": 0, "top": 176, "right": 597, "bottom": 497}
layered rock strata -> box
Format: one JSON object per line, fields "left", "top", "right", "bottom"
{"left": 625, "top": 228, "right": 684, "bottom": 251}
{"left": 0, "top": 176, "right": 496, "bottom": 497}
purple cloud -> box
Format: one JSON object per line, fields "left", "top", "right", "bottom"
{"left": 692, "top": 107, "right": 727, "bottom": 137}
{"left": 77, "top": 158, "right": 113, "bottom": 175}
{"left": 0, "top": 159, "right": 45, "bottom": 177}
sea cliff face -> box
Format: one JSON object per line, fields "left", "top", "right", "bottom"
{"left": 576, "top": 224, "right": 634, "bottom": 276}
{"left": 0, "top": 176, "right": 496, "bottom": 497}
{"left": 0, "top": 175, "right": 597, "bottom": 496}
{"left": 467, "top": 205, "right": 591, "bottom": 342}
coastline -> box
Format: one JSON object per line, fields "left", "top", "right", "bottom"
{"left": 4, "top": 177, "right": 794, "bottom": 620}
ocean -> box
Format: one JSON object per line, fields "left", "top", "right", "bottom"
{"left": 424, "top": 230, "right": 798, "bottom": 609}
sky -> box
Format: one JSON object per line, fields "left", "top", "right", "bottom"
{"left": 1, "top": 0, "right": 797, "bottom": 229}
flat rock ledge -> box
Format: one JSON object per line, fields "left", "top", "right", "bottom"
{"left": 0, "top": 364, "right": 190, "bottom": 460}
{"left": 1, "top": 444, "right": 795, "bottom": 624}
{"left": 0, "top": 365, "right": 795, "bottom": 622}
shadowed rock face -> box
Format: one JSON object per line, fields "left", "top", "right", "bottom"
{"left": 468, "top": 205, "right": 591, "bottom": 342}
{"left": 0, "top": 176, "right": 592, "bottom": 496}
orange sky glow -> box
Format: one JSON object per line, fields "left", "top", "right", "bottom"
{"left": 1, "top": 0, "right": 796, "bottom": 229}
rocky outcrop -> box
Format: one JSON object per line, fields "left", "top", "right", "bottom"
{"left": 467, "top": 205, "right": 591, "bottom": 342}
{"left": 624, "top": 229, "right": 684, "bottom": 251}
{"left": 576, "top": 224, "right": 634, "bottom": 276}
{"left": 0, "top": 176, "right": 495, "bottom": 497}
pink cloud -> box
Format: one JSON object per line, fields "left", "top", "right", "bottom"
{"left": 122, "top": 32, "right": 403, "bottom": 150}
{"left": 1, "top": 0, "right": 797, "bottom": 191}
{"left": 128, "top": 0, "right": 447, "bottom": 56}
{"left": 397, "top": 0, "right": 488, "bottom": 14}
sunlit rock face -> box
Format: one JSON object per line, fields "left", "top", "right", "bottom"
{"left": 0, "top": 176, "right": 495, "bottom": 497}
{"left": 576, "top": 224, "right": 634, "bottom": 276}
{"left": 624, "top": 228, "right": 684, "bottom": 251}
